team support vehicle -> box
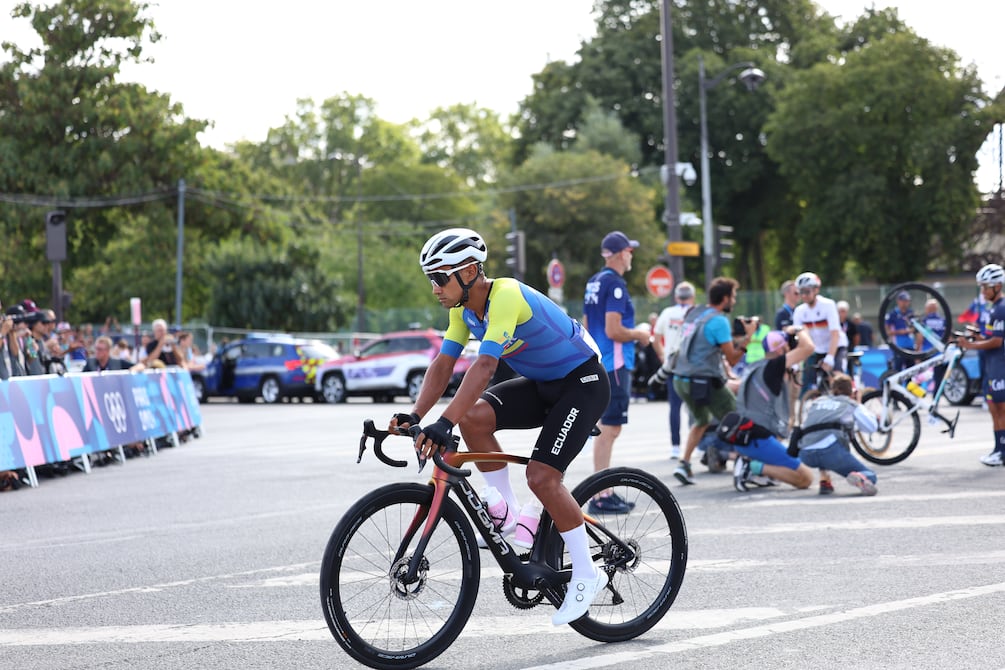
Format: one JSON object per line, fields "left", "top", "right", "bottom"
{"left": 314, "top": 329, "right": 474, "bottom": 404}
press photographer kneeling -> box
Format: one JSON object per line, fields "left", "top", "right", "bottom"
{"left": 719, "top": 325, "right": 817, "bottom": 492}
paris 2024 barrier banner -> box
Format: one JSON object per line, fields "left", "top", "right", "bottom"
{"left": 0, "top": 368, "right": 202, "bottom": 471}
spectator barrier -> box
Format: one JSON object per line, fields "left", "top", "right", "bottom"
{"left": 0, "top": 368, "right": 201, "bottom": 486}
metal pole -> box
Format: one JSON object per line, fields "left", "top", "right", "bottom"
{"left": 175, "top": 178, "right": 185, "bottom": 327}
{"left": 52, "top": 262, "right": 63, "bottom": 323}
{"left": 355, "top": 162, "right": 365, "bottom": 333}
{"left": 659, "top": 0, "right": 684, "bottom": 282}
{"left": 699, "top": 56, "right": 715, "bottom": 284}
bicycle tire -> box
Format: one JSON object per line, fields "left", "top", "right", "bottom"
{"left": 852, "top": 389, "right": 921, "bottom": 465}
{"left": 320, "top": 483, "right": 480, "bottom": 670}
{"left": 541, "top": 467, "right": 687, "bottom": 642}
{"left": 878, "top": 282, "right": 952, "bottom": 361}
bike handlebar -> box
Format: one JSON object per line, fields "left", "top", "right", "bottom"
{"left": 357, "top": 420, "right": 471, "bottom": 477}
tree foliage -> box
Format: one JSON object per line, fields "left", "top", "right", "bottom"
{"left": 766, "top": 30, "right": 991, "bottom": 282}
{"left": 496, "top": 149, "right": 658, "bottom": 298}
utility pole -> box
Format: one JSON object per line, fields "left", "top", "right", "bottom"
{"left": 659, "top": 0, "right": 684, "bottom": 283}
{"left": 175, "top": 178, "right": 185, "bottom": 327}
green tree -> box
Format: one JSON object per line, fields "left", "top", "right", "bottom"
{"left": 765, "top": 30, "right": 992, "bottom": 282}
{"left": 206, "top": 238, "right": 349, "bottom": 331}
{"left": 412, "top": 103, "right": 512, "bottom": 187}
{"left": 495, "top": 149, "right": 658, "bottom": 299}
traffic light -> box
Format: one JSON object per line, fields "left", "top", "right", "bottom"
{"left": 505, "top": 230, "right": 526, "bottom": 278}
{"left": 716, "top": 225, "right": 734, "bottom": 263}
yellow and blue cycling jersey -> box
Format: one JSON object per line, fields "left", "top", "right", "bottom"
{"left": 441, "top": 278, "right": 597, "bottom": 381}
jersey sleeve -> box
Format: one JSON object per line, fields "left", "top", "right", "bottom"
{"left": 441, "top": 307, "right": 469, "bottom": 358}
{"left": 480, "top": 280, "right": 528, "bottom": 359}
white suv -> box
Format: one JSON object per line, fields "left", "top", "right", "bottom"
{"left": 315, "top": 329, "right": 474, "bottom": 404}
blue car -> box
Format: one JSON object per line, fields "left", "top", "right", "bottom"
{"left": 857, "top": 347, "right": 982, "bottom": 405}
{"left": 191, "top": 335, "right": 340, "bottom": 404}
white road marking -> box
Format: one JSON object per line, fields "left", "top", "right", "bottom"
{"left": 4, "top": 581, "right": 1005, "bottom": 653}
{"left": 0, "top": 562, "right": 319, "bottom": 615}
{"left": 519, "top": 581, "right": 1005, "bottom": 670}
{"left": 692, "top": 514, "right": 1005, "bottom": 536}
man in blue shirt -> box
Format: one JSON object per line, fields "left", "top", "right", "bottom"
{"left": 959, "top": 264, "right": 1005, "bottom": 467}
{"left": 884, "top": 291, "right": 914, "bottom": 372}
{"left": 583, "top": 231, "right": 651, "bottom": 513}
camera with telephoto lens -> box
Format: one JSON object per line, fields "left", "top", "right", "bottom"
{"left": 732, "top": 316, "right": 757, "bottom": 337}
{"left": 4, "top": 306, "right": 28, "bottom": 324}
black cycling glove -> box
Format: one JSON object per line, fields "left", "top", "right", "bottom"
{"left": 393, "top": 412, "right": 421, "bottom": 428}
{"left": 420, "top": 417, "right": 454, "bottom": 450}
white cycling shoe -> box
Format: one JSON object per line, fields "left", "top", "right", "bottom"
{"left": 552, "top": 564, "right": 608, "bottom": 626}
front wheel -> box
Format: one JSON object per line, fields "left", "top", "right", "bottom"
{"left": 406, "top": 371, "right": 425, "bottom": 403}
{"left": 542, "top": 467, "right": 688, "bottom": 642}
{"left": 320, "top": 483, "right": 480, "bottom": 670}
{"left": 942, "top": 365, "right": 976, "bottom": 406}
{"left": 853, "top": 389, "right": 921, "bottom": 465}
{"left": 321, "top": 373, "right": 347, "bottom": 404}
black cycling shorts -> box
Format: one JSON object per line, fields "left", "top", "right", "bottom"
{"left": 481, "top": 357, "right": 610, "bottom": 473}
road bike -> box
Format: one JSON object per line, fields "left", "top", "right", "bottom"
{"left": 320, "top": 421, "right": 688, "bottom": 670}
{"left": 851, "top": 283, "right": 964, "bottom": 465}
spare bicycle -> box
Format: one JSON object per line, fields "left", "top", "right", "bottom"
{"left": 320, "top": 420, "right": 688, "bottom": 670}
{"left": 851, "top": 282, "right": 964, "bottom": 465}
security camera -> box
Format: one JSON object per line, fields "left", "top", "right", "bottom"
{"left": 738, "top": 67, "right": 766, "bottom": 92}
{"left": 680, "top": 163, "right": 697, "bottom": 186}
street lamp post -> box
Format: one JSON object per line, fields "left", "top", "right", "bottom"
{"left": 659, "top": 0, "right": 684, "bottom": 283}
{"left": 698, "top": 55, "right": 765, "bottom": 281}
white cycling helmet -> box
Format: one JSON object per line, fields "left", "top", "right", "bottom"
{"left": 795, "top": 272, "right": 821, "bottom": 290}
{"left": 976, "top": 264, "right": 1005, "bottom": 285}
{"left": 419, "top": 228, "right": 487, "bottom": 272}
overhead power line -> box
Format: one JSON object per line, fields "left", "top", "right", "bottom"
{"left": 0, "top": 189, "right": 174, "bottom": 208}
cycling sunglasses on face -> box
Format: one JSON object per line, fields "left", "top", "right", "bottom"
{"left": 426, "top": 261, "right": 479, "bottom": 287}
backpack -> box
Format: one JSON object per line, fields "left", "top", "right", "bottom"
{"left": 661, "top": 304, "right": 694, "bottom": 367}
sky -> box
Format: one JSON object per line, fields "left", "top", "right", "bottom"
{"left": 1, "top": 0, "right": 1002, "bottom": 192}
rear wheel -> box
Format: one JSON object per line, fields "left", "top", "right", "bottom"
{"left": 320, "top": 483, "right": 479, "bottom": 670}
{"left": 878, "top": 282, "right": 952, "bottom": 361}
{"left": 853, "top": 389, "right": 921, "bottom": 465}
{"left": 259, "top": 376, "right": 282, "bottom": 404}
{"left": 541, "top": 467, "right": 688, "bottom": 642}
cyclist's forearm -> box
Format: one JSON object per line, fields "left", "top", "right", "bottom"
{"left": 439, "top": 355, "right": 497, "bottom": 425}
{"left": 411, "top": 355, "right": 456, "bottom": 419}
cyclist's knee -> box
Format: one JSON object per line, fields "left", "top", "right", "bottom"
{"left": 525, "top": 462, "right": 562, "bottom": 498}
{"left": 456, "top": 400, "right": 495, "bottom": 437}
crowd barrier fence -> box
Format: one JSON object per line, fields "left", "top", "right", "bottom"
{"left": 0, "top": 368, "right": 202, "bottom": 487}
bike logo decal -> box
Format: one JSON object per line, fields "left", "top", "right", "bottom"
{"left": 458, "top": 479, "right": 510, "bottom": 555}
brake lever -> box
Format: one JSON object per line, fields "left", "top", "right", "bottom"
{"left": 406, "top": 425, "right": 427, "bottom": 473}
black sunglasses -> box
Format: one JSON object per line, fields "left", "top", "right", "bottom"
{"left": 426, "top": 261, "right": 478, "bottom": 287}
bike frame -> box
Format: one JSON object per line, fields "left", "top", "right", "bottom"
{"left": 874, "top": 317, "right": 962, "bottom": 436}
{"left": 357, "top": 422, "right": 634, "bottom": 610}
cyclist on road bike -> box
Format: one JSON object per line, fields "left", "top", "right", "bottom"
{"left": 792, "top": 272, "right": 845, "bottom": 396}
{"left": 391, "top": 228, "right": 612, "bottom": 625}
{"left": 956, "top": 264, "right": 1005, "bottom": 467}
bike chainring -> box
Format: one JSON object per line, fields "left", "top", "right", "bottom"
{"left": 502, "top": 573, "right": 544, "bottom": 610}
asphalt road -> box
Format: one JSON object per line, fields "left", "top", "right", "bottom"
{"left": 2, "top": 396, "right": 1005, "bottom": 670}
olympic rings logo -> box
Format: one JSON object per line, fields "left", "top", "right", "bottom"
{"left": 103, "top": 392, "right": 128, "bottom": 433}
